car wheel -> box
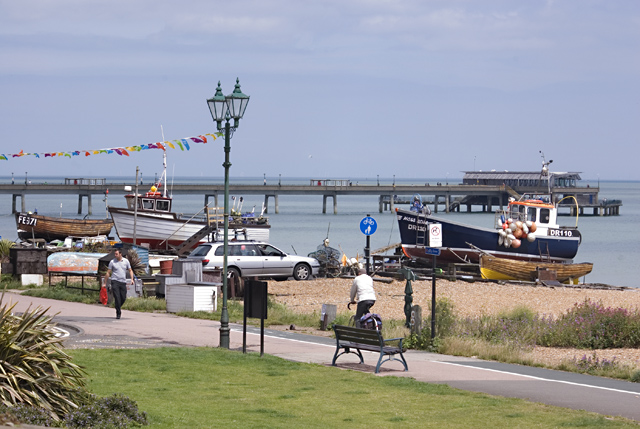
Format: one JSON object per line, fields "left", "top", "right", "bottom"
{"left": 227, "top": 267, "right": 244, "bottom": 296}
{"left": 293, "top": 263, "right": 311, "bottom": 281}
{"left": 227, "top": 267, "right": 241, "bottom": 279}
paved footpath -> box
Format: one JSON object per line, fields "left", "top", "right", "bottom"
{"left": 5, "top": 291, "right": 640, "bottom": 422}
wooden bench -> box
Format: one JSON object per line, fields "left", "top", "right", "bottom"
{"left": 332, "top": 325, "right": 408, "bottom": 373}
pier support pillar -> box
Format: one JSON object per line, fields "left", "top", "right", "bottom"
{"left": 445, "top": 194, "right": 450, "bottom": 214}
{"left": 322, "top": 194, "right": 337, "bottom": 214}
{"left": 12, "top": 194, "right": 25, "bottom": 213}
{"left": 204, "top": 194, "right": 219, "bottom": 209}
{"left": 263, "top": 194, "right": 279, "bottom": 214}
{"left": 77, "top": 194, "right": 93, "bottom": 215}
{"left": 486, "top": 196, "right": 492, "bottom": 213}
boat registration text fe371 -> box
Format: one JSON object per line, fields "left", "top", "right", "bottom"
{"left": 17, "top": 215, "right": 37, "bottom": 226}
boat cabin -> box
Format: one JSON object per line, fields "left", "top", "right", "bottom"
{"left": 506, "top": 199, "right": 557, "bottom": 228}
{"left": 124, "top": 193, "right": 172, "bottom": 213}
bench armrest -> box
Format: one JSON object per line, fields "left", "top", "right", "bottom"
{"left": 383, "top": 337, "right": 405, "bottom": 349}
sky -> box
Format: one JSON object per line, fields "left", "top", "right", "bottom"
{"left": 1, "top": 0, "right": 639, "bottom": 182}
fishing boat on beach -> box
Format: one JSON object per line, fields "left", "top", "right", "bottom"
{"left": 479, "top": 254, "right": 592, "bottom": 284}
{"left": 397, "top": 194, "right": 581, "bottom": 265}
{"left": 397, "top": 156, "right": 585, "bottom": 265}
{"left": 15, "top": 212, "right": 113, "bottom": 242}
{"left": 108, "top": 156, "right": 269, "bottom": 253}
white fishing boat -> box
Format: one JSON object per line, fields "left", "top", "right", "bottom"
{"left": 108, "top": 153, "right": 269, "bottom": 253}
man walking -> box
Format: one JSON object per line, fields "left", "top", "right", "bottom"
{"left": 105, "top": 249, "right": 134, "bottom": 319}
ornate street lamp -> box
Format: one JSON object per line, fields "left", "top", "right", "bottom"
{"left": 206, "top": 79, "right": 250, "bottom": 349}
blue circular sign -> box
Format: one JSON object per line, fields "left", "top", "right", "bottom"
{"left": 360, "top": 216, "right": 377, "bottom": 235}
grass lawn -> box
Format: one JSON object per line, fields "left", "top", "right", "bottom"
{"left": 71, "top": 347, "right": 636, "bottom": 428}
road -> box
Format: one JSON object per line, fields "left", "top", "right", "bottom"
{"left": 5, "top": 291, "right": 640, "bottom": 422}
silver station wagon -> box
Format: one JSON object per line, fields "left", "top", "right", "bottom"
{"left": 188, "top": 241, "right": 320, "bottom": 281}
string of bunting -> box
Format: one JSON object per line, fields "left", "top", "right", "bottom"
{"left": 0, "top": 133, "right": 220, "bottom": 161}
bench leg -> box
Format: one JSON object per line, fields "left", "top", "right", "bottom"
{"left": 375, "top": 352, "right": 409, "bottom": 373}
{"left": 332, "top": 346, "right": 365, "bottom": 367}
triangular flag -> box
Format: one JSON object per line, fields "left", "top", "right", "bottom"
{"left": 175, "top": 140, "right": 184, "bottom": 151}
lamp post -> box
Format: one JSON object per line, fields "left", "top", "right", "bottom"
{"left": 207, "top": 78, "right": 250, "bottom": 349}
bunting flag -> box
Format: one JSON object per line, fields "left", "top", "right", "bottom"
{"left": 0, "top": 133, "right": 220, "bottom": 161}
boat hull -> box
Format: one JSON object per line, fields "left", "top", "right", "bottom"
{"left": 396, "top": 209, "right": 580, "bottom": 264}
{"left": 479, "top": 254, "right": 593, "bottom": 283}
{"left": 108, "top": 207, "right": 270, "bottom": 252}
{"left": 15, "top": 212, "right": 113, "bottom": 241}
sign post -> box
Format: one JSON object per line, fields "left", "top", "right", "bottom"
{"left": 427, "top": 223, "right": 442, "bottom": 340}
{"left": 360, "top": 215, "right": 377, "bottom": 274}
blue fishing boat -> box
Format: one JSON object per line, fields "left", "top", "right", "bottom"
{"left": 396, "top": 195, "right": 582, "bottom": 264}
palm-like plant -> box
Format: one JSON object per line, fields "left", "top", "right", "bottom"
{"left": 0, "top": 293, "right": 88, "bottom": 420}
{"left": 126, "top": 249, "right": 147, "bottom": 277}
{"left": 0, "top": 239, "right": 15, "bottom": 263}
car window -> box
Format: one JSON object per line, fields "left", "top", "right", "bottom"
{"left": 190, "top": 245, "right": 211, "bottom": 257}
{"left": 214, "top": 246, "right": 225, "bottom": 256}
{"left": 236, "top": 244, "right": 258, "bottom": 256}
{"left": 259, "top": 244, "right": 282, "bottom": 257}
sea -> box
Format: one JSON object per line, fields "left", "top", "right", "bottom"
{"left": 1, "top": 176, "right": 638, "bottom": 288}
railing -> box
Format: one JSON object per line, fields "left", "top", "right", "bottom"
{"left": 64, "top": 178, "right": 107, "bottom": 185}
{"left": 309, "top": 179, "right": 351, "bottom": 187}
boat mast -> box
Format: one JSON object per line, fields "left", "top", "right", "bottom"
{"left": 160, "top": 125, "right": 168, "bottom": 198}
{"left": 539, "top": 151, "right": 553, "bottom": 198}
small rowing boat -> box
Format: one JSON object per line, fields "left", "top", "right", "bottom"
{"left": 480, "top": 254, "right": 593, "bottom": 284}
{"left": 15, "top": 212, "right": 113, "bottom": 242}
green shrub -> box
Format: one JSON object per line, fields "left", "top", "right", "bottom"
{"left": 0, "top": 403, "right": 57, "bottom": 427}
{"left": 23, "top": 283, "right": 100, "bottom": 305}
{"left": 538, "top": 299, "right": 640, "bottom": 349}
{"left": 404, "top": 298, "right": 456, "bottom": 351}
{"left": 0, "top": 294, "right": 88, "bottom": 420}
{"left": 0, "top": 239, "right": 15, "bottom": 263}
{"left": 63, "top": 394, "right": 147, "bottom": 428}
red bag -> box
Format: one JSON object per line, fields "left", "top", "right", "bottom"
{"left": 100, "top": 286, "right": 108, "bottom": 305}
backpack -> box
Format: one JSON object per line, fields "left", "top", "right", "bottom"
{"left": 359, "top": 313, "right": 382, "bottom": 331}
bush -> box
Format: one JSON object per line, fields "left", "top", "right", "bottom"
{"left": 457, "top": 305, "right": 545, "bottom": 349}
{"left": 0, "top": 294, "right": 88, "bottom": 420}
{"left": 404, "top": 298, "right": 456, "bottom": 351}
{"left": 538, "top": 299, "right": 640, "bottom": 349}
{"left": 0, "top": 394, "right": 148, "bottom": 428}
{"left": 0, "top": 239, "right": 15, "bottom": 263}
{"left": 63, "top": 394, "right": 147, "bottom": 428}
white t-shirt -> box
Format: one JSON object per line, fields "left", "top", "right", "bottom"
{"left": 350, "top": 274, "right": 376, "bottom": 302}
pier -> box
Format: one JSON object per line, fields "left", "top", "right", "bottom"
{"left": 0, "top": 179, "right": 621, "bottom": 216}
